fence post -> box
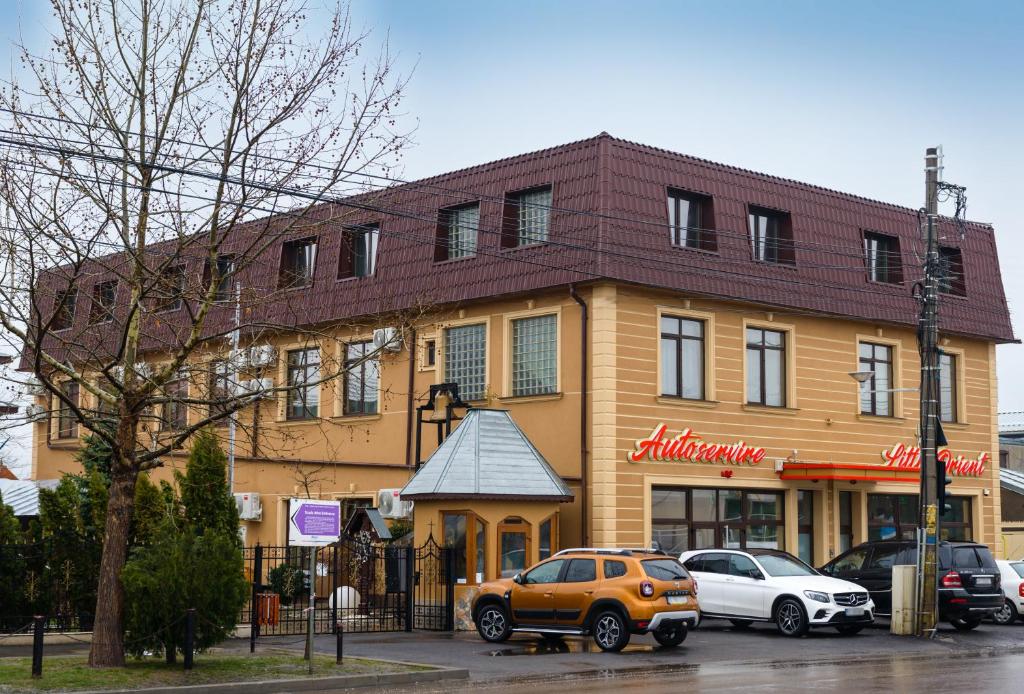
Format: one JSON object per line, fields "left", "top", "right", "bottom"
{"left": 404, "top": 547, "right": 415, "bottom": 632}
{"left": 31, "top": 615, "right": 43, "bottom": 679}
{"left": 183, "top": 609, "right": 196, "bottom": 671}
{"left": 444, "top": 549, "right": 455, "bottom": 632}
{"left": 335, "top": 620, "right": 343, "bottom": 665}
{"left": 250, "top": 543, "right": 263, "bottom": 653}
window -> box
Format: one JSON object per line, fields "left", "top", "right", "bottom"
{"left": 746, "top": 327, "right": 785, "bottom": 407}
{"left": 443, "top": 512, "right": 487, "bottom": 585}
{"left": 444, "top": 324, "right": 486, "bottom": 401}
{"left": 652, "top": 486, "right": 784, "bottom": 552}
{"left": 423, "top": 339, "right": 436, "bottom": 368}
{"left": 866, "top": 494, "right": 973, "bottom": 542}
{"left": 204, "top": 255, "right": 235, "bottom": 302}
{"left": 660, "top": 315, "right": 704, "bottom": 399}
{"left": 153, "top": 265, "right": 186, "bottom": 312}
{"left": 864, "top": 232, "right": 902, "bottom": 284}
{"left": 286, "top": 348, "right": 320, "bottom": 420}
{"left": 839, "top": 491, "right": 853, "bottom": 553}
{"left": 498, "top": 517, "right": 531, "bottom": 579}
{"left": 163, "top": 372, "right": 188, "bottom": 430}
{"left": 797, "top": 490, "right": 814, "bottom": 565}
{"left": 503, "top": 187, "right": 552, "bottom": 247}
{"left": 343, "top": 341, "right": 379, "bottom": 415}
{"left": 538, "top": 515, "right": 556, "bottom": 561}
{"left": 667, "top": 189, "right": 715, "bottom": 251}
{"left": 89, "top": 281, "right": 117, "bottom": 324}
{"left": 939, "top": 351, "right": 957, "bottom": 423}
{"left": 859, "top": 342, "right": 894, "bottom": 416}
{"left": 937, "top": 246, "right": 966, "bottom": 296}
{"left": 748, "top": 207, "right": 794, "bottom": 264}
{"left": 208, "top": 360, "right": 232, "bottom": 423}
{"left": 563, "top": 558, "right": 596, "bottom": 583}
{"left": 279, "top": 237, "right": 317, "bottom": 289}
{"left": 604, "top": 559, "right": 628, "bottom": 579}
{"left": 832, "top": 547, "right": 869, "bottom": 574}
{"left": 339, "top": 224, "right": 379, "bottom": 279}
{"left": 523, "top": 559, "right": 564, "bottom": 585}
{"left": 730, "top": 554, "right": 761, "bottom": 579}
{"left": 52, "top": 287, "right": 77, "bottom": 331}
{"left": 57, "top": 381, "right": 79, "bottom": 439}
{"left": 511, "top": 314, "right": 557, "bottom": 397}
{"left": 436, "top": 203, "right": 479, "bottom": 261}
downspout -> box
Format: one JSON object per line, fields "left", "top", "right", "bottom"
{"left": 404, "top": 328, "right": 417, "bottom": 468}
{"left": 569, "top": 285, "right": 589, "bottom": 546}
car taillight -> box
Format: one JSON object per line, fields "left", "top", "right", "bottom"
{"left": 1018, "top": 582, "right": 1024, "bottom": 598}
{"left": 639, "top": 580, "right": 654, "bottom": 597}
{"left": 941, "top": 571, "right": 962, "bottom": 588}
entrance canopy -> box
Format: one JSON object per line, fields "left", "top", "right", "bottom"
{"left": 401, "top": 408, "right": 573, "bottom": 501}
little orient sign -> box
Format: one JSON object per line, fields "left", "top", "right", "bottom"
{"left": 288, "top": 498, "right": 342, "bottom": 547}
{"left": 629, "top": 424, "right": 768, "bottom": 465}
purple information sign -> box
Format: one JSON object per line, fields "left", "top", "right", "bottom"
{"left": 288, "top": 498, "right": 342, "bottom": 546}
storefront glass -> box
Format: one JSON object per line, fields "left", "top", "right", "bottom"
{"left": 797, "top": 490, "right": 813, "bottom": 565}
{"left": 867, "top": 493, "right": 973, "bottom": 542}
{"left": 838, "top": 491, "right": 853, "bottom": 553}
{"left": 652, "top": 486, "right": 785, "bottom": 554}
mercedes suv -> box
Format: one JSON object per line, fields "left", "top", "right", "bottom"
{"left": 471, "top": 548, "right": 699, "bottom": 652}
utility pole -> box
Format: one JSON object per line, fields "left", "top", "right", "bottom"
{"left": 228, "top": 283, "right": 241, "bottom": 494}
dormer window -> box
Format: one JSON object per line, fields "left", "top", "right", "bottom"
{"left": 748, "top": 207, "right": 794, "bottom": 265}
{"left": 152, "top": 266, "right": 186, "bottom": 312}
{"left": 502, "top": 186, "right": 552, "bottom": 247}
{"left": 864, "top": 232, "right": 902, "bottom": 284}
{"left": 938, "top": 246, "right": 966, "bottom": 296}
{"left": 52, "top": 286, "right": 77, "bottom": 331}
{"left": 89, "top": 280, "right": 117, "bottom": 324}
{"left": 667, "top": 189, "right": 715, "bottom": 251}
{"left": 279, "top": 237, "right": 317, "bottom": 289}
{"left": 436, "top": 203, "right": 479, "bottom": 261}
{"left": 339, "top": 224, "right": 379, "bottom": 279}
{"left": 204, "top": 255, "right": 235, "bottom": 302}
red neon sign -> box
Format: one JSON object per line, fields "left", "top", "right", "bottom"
{"left": 629, "top": 424, "right": 768, "bottom": 466}
{"left": 881, "top": 444, "right": 988, "bottom": 478}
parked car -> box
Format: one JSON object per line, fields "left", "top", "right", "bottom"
{"left": 992, "top": 559, "right": 1024, "bottom": 625}
{"left": 679, "top": 548, "right": 874, "bottom": 637}
{"left": 471, "top": 548, "right": 699, "bottom": 652}
{"left": 821, "top": 540, "right": 1003, "bottom": 630}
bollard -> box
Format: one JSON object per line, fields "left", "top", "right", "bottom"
{"left": 335, "top": 620, "right": 343, "bottom": 665}
{"left": 31, "top": 615, "right": 44, "bottom": 679}
{"left": 183, "top": 609, "right": 196, "bottom": 671}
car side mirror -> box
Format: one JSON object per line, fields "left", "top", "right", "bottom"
{"left": 753, "top": 570, "right": 765, "bottom": 581}
{"left": 513, "top": 572, "right": 523, "bottom": 584}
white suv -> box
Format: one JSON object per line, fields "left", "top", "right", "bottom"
{"left": 992, "top": 559, "right": 1024, "bottom": 625}
{"left": 680, "top": 549, "right": 875, "bottom": 637}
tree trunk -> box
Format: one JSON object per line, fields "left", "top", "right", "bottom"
{"left": 88, "top": 464, "right": 138, "bottom": 667}
{"left": 165, "top": 642, "right": 176, "bottom": 665}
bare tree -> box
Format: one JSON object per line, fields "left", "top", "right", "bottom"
{"left": 0, "top": 0, "right": 411, "bottom": 666}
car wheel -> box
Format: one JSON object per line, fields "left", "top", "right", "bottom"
{"left": 653, "top": 623, "right": 688, "bottom": 647}
{"left": 949, "top": 616, "right": 982, "bottom": 631}
{"left": 593, "top": 610, "right": 631, "bottom": 652}
{"left": 775, "top": 598, "right": 809, "bottom": 637}
{"left": 475, "top": 604, "right": 512, "bottom": 643}
{"left": 992, "top": 600, "right": 1017, "bottom": 626}
{"left": 729, "top": 619, "right": 753, "bottom": 629}
{"left": 835, "top": 625, "right": 863, "bottom": 635}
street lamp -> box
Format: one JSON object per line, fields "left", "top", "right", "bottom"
{"left": 847, "top": 371, "right": 918, "bottom": 393}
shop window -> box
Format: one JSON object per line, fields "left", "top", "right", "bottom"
{"left": 436, "top": 203, "right": 479, "bottom": 261}
{"left": 89, "top": 280, "right": 117, "bottom": 324}
{"left": 651, "top": 487, "right": 689, "bottom": 555}
{"left": 443, "top": 512, "right": 486, "bottom": 585}
{"left": 652, "top": 486, "right": 785, "bottom": 553}
{"left": 838, "top": 491, "right": 853, "bottom": 553}
{"left": 153, "top": 265, "right": 186, "bottom": 312}
{"left": 538, "top": 515, "right": 556, "bottom": 561}
{"left": 444, "top": 324, "right": 486, "bottom": 401}
{"left": 52, "top": 286, "right": 77, "bottom": 331}
{"left": 279, "top": 237, "right": 317, "bottom": 289}
{"left": 747, "top": 206, "right": 794, "bottom": 264}
{"left": 563, "top": 558, "right": 596, "bottom": 583}
{"left": 339, "top": 224, "right": 379, "bottom": 279}
{"left": 867, "top": 493, "right": 972, "bottom": 542}
{"left": 343, "top": 340, "right": 379, "bottom": 415}
{"left": 939, "top": 352, "right": 957, "bottom": 423}
{"left": 56, "top": 381, "right": 80, "bottom": 439}
{"left": 667, "top": 189, "right": 715, "bottom": 251}
{"left": 937, "top": 246, "right": 966, "bottom": 296}
{"left": 286, "top": 347, "right": 320, "bottom": 420}
{"left": 162, "top": 371, "right": 188, "bottom": 430}
{"left": 859, "top": 342, "right": 894, "bottom": 416}
{"left": 746, "top": 327, "right": 785, "bottom": 407}
{"left": 511, "top": 314, "right": 557, "bottom": 397}
{"left": 502, "top": 186, "right": 552, "bottom": 247}
{"left": 864, "top": 231, "right": 902, "bottom": 284}
{"left": 797, "top": 490, "right": 814, "bottom": 565}
{"left": 604, "top": 559, "right": 627, "bottom": 579}
{"left": 660, "top": 315, "right": 704, "bottom": 400}
{"left": 942, "top": 497, "right": 972, "bottom": 541}
{"left": 498, "top": 517, "right": 531, "bottom": 579}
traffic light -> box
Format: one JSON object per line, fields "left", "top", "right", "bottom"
{"left": 936, "top": 421, "right": 952, "bottom": 517}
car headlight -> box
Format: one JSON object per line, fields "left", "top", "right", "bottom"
{"left": 803, "top": 590, "right": 830, "bottom": 603}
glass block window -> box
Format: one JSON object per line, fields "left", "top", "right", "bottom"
{"left": 511, "top": 314, "right": 557, "bottom": 397}
{"left": 516, "top": 187, "right": 552, "bottom": 245}
{"left": 286, "top": 348, "right": 320, "bottom": 420}
{"left": 343, "top": 340, "right": 379, "bottom": 415}
{"left": 439, "top": 204, "right": 479, "bottom": 260}
{"left": 444, "top": 324, "right": 486, "bottom": 401}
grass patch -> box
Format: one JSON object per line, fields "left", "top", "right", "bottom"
{"left": 0, "top": 652, "right": 422, "bottom": 692}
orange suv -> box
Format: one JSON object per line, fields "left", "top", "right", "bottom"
{"left": 471, "top": 548, "right": 699, "bottom": 651}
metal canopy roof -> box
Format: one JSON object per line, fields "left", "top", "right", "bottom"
{"left": 401, "top": 409, "right": 574, "bottom": 501}
{"left": 0, "top": 479, "right": 59, "bottom": 517}
{"left": 1002, "top": 468, "right": 1024, "bottom": 497}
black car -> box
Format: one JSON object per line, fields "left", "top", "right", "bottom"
{"left": 821, "top": 540, "right": 1002, "bottom": 630}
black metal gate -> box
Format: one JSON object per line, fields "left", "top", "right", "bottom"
{"left": 243, "top": 534, "right": 453, "bottom": 639}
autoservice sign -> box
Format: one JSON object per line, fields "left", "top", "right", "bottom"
{"left": 288, "top": 498, "right": 341, "bottom": 547}
{"left": 628, "top": 424, "right": 768, "bottom": 465}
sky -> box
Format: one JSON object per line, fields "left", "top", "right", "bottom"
{"left": 1, "top": 0, "right": 1022, "bottom": 477}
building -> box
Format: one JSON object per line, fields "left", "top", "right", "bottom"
{"left": 26, "top": 134, "right": 1014, "bottom": 585}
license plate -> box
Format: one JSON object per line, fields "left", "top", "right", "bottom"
{"left": 667, "top": 595, "right": 688, "bottom": 605}
{"left": 845, "top": 607, "right": 865, "bottom": 617}
{"left": 975, "top": 577, "right": 992, "bottom": 586}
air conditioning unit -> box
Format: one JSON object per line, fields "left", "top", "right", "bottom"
{"left": 245, "top": 377, "right": 273, "bottom": 399}
{"left": 24, "top": 377, "right": 48, "bottom": 397}
{"left": 235, "top": 492, "right": 262, "bottom": 521}
{"left": 24, "top": 403, "right": 47, "bottom": 422}
{"left": 377, "top": 488, "right": 413, "bottom": 519}
{"left": 372, "top": 327, "right": 403, "bottom": 353}
{"left": 247, "top": 345, "right": 277, "bottom": 368}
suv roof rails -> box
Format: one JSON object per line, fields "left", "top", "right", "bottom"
{"left": 554, "top": 547, "right": 668, "bottom": 557}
